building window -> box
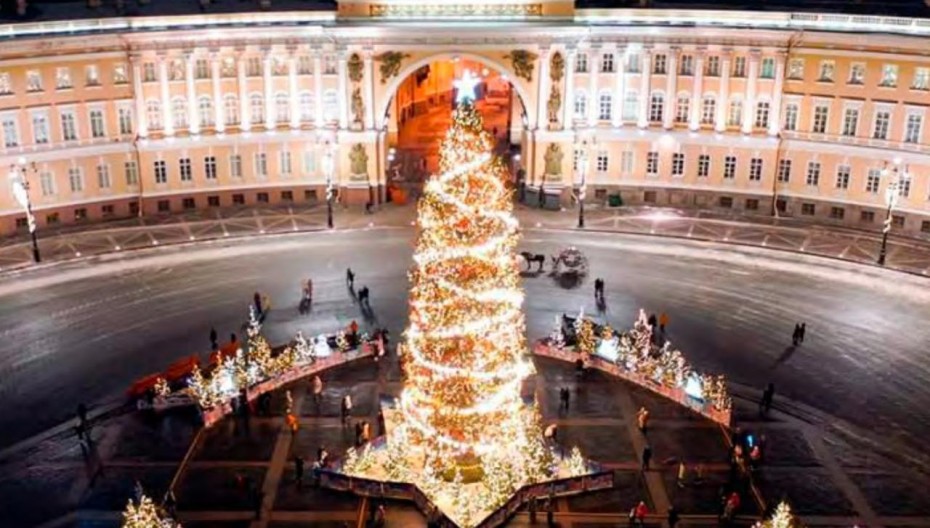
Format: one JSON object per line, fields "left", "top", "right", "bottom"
{"left": 732, "top": 56, "right": 746, "bottom": 77}
{"left": 172, "top": 98, "right": 188, "bottom": 129}
{"left": 125, "top": 161, "right": 138, "bottom": 186}
{"left": 208, "top": 195, "right": 220, "bottom": 207}
{"left": 701, "top": 96, "right": 716, "bottom": 124}
{"left": 904, "top": 114, "right": 923, "bottom": 144}
{"left": 575, "top": 53, "right": 588, "bottom": 73}
{"left": 282, "top": 190, "right": 294, "bottom": 202}
{"left": 749, "top": 158, "right": 763, "bottom": 181}
{"left": 848, "top": 63, "right": 865, "bottom": 85}
{"left": 777, "top": 159, "right": 791, "bottom": 182}
{"left": 250, "top": 94, "right": 265, "bottom": 123}
{"left": 101, "top": 204, "right": 115, "bottom": 217}
{"left": 0, "top": 72, "right": 12, "bottom": 94}
{"left": 298, "top": 56, "right": 313, "bottom": 75}
{"left": 97, "top": 164, "right": 111, "bottom": 189}
{"left": 835, "top": 165, "right": 850, "bottom": 189}
{"left": 842, "top": 108, "right": 859, "bottom": 137}
{"left": 892, "top": 215, "right": 905, "bottom": 228}
{"left": 300, "top": 92, "right": 315, "bottom": 122}
{"left": 760, "top": 57, "right": 775, "bottom": 79}
{"left": 723, "top": 156, "right": 736, "bottom": 179}
{"left": 275, "top": 93, "right": 290, "bottom": 124}
{"left": 745, "top": 198, "right": 759, "bottom": 211}
{"left": 573, "top": 92, "right": 587, "bottom": 120}
{"left": 649, "top": 92, "right": 664, "bottom": 122}
{"left": 255, "top": 153, "right": 268, "bottom": 178}
{"left": 921, "top": 220, "right": 930, "bottom": 233}
{"left": 280, "top": 151, "right": 293, "bottom": 176}
{"left": 806, "top": 161, "right": 821, "bottom": 186}
{"left": 787, "top": 59, "right": 804, "bottom": 80}
{"left": 56, "top": 67, "right": 72, "bottom": 90}
{"left": 705, "top": 56, "right": 720, "bottom": 77}
{"left": 146, "top": 100, "right": 162, "bottom": 130}
{"left": 719, "top": 196, "right": 733, "bottom": 208}
{"left": 323, "top": 55, "right": 337, "bottom": 75}
{"left": 233, "top": 193, "right": 245, "bottom": 205}
{"left": 644, "top": 191, "right": 657, "bottom": 203}
{"left": 866, "top": 168, "right": 881, "bottom": 193}
{"left": 15, "top": 217, "right": 28, "bottom": 229}
{"left": 47, "top": 212, "right": 60, "bottom": 224}
{"left": 646, "top": 152, "right": 658, "bottom": 175}
{"left": 118, "top": 107, "right": 133, "bottom": 135}
{"left": 154, "top": 160, "right": 167, "bottom": 184}
{"left": 74, "top": 208, "right": 87, "bottom": 221}
{"left": 860, "top": 210, "right": 875, "bottom": 223}
{"left": 675, "top": 95, "right": 689, "bottom": 123}
{"left": 826, "top": 206, "right": 844, "bottom": 220}
{"left": 168, "top": 59, "right": 184, "bottom": 81}
{"left": 157, "top": 200, "right": 170, "bottom": 212}
{"left": 178, "top": 158, "right": 192, "bottom": 182}
{"left": 224, "top": 95, "right": 239, "bottom": 126}
{"left": 621, "top": 151, "right": 633, "bottom": 173}
{"left": 697, "top": 155, "right": 710, "bottom": 177}
{"left": 85, "top": 65, "right": 100, "bottom": 86}
{"left": 653, "top": 54, "right": 667, "bottom": 75}
{"left": 68, "top": 167, "right": 83, "bottom": 192}
{"left": 572, "top": 149, "right": 583, "bottom": 172}
{"left": 198, "top": 96, "right": 214, "bottom": 128}
{"left": 32, "top": 113, "right": 49, "bottom": 144}
{"left": 303, "top": 151, "right": 316, "bottom": 174}
{"left": 323, "top": 90, "right": 339, "bottom": 123}
{"left": 598, "top": 93, "right": 612, "bottom": 121}
{"left": 596, "top": 152, "right": 609, "bottom": 173}
{"left": 256, "top": 192, "right": 270, "bottom": 203}
{"left": 801, "top": 203, "right": 815, "bottom": 216}
{"left": 671, "top": 153, "right": 684, "bottom": 176}
{"left": 26, "top": 70, "right": 43, "bottom": 92}
{"left": 90, "top": 109, "right": 106, "bottom": 138}
{"left": 143, "top": 62, "right": 156, "bottom": 82}
{"left": 204, "top": 156, "right": 216, "bottom": 180}
{"left": 230, "top": 154, "right": 242, "bottom": 178}
{"left": 247, "top": 57, "right": 262, "bottom": 77}
{"left": 626, "top": 53, "right": 641, "bottom": 73}
{"left": 182, "top": 197, "right": 196, "bottom": 210}
{"left": 600, "top": 53, "right": 614, "bottom": 73}
{"left": 784, "top": 103, "right": 799, "bottom": 131}
{"left": 2, "top": 115, "right": 19, "bottom": 147}
{"left": 899, "top": 178, "right": 911, "bottom": 198}
{"left": 622, "top": 91, "right": 639, "bottom": 121}
{"left": 913, "top": 67, "right": 930, "bottom": 90}
{"left": 727, "top": 99, "right": 742, "bottom": 127}
{"left": 195, "top": 59, "right": 209, "bottom": 79}
{"left": 755, "top": 101, "right": 770, "bottom": 129}
{"left": 880, "top": 64, "right": 898, "bottom": 87}
{"left": 812, "top": 105, "right": 829, "bottom": 134}
{"left": 872, "top": 110, "right": 891, "bottom": 140}
{"left": 39, "top": 171, "right": 55, "bottom": 196}
{"left": 817, "top": 61, "right": 835, "bottom": 82}
{"left": 679, "top": 55, "right": 693, "bottom": 76}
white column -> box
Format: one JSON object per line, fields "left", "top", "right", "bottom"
{"left": 742, "top": 51, "right": 761, "bottom": 134}
{"left": 364, "top": 51, "right": 376, "bottom": 130}
{"left": 262, "top": 51, "right": 274, "bottom": 130}
{"left": 131, "top": 54, "right": 147, "bottom": 138}
{"left": 211, "top": 53, "right": 224, "bottom": 133}
{"left": 689, "top": 50, "right": 705, "bottom": 131}
{"left": 337, "top": 51, "right": 349, "bottom": 129}
{"left": 185, "top": 54, "right": 198, "bottom": 135}
{"left": 586, "top": 49, "right": 599, "bottom": 127}
{"left": 637, "top": 50, "right": 652, "bottom": 129}
{"left": 158, "top": 57, "right": 173, "bottom": 136}
{"left": 288, "top": 52, "right": 300, "bottom": 129}
{"left": 313, "top": 52, "right": 324, "bottom": 128}
{"left": 663, "top": 48, "right": 679, "bottom": 129}
{"left": 237, "top": 54, "right": 250, "bottom": 132}
{"left": 562, "top": 49, "right": 576, "bottom": 130}
{"left": 768, "top": 52, "right": 786, "bottom": 136}
{"left": 612, "top": 46, "right": 626, "bottom": 128}
{"left": 536, "top": 47, "right": 551, "bottom": 131}
{"left": 715, "top": 51, "right": 731, "bottom": 133}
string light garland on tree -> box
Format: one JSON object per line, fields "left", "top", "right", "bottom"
{"left": 121, "top": 494, "right": 178, "bottom": 528}
{"left": 753, "top": 501, "right": 803, "bottom": 528}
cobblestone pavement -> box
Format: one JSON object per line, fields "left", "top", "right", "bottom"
{"left": 2, "top": 203, "right": 929, "bottom": 277}
{"left": 3, "top": 356, "right": 929, "bottom": 528}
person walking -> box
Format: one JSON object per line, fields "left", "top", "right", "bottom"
{"left": 677, "top": 460, "right": 687, "bottom": 488}
{"left": 799, "top": 322, "right": 807, "bottom": 343}
{"left": 312, "top": 376, "right": 324, "bottom": 405}
{"left": 792, "top": 323, "right": 801, "bottom": 346}
{"left": 294, "top": 455, "right": 305, "bottom": 488}
{"left": 528, "top": 495, "right": 538, "bottom": 524}
{"left": 341, "top": 394, "right": 353, "bottom": 425}
{"left": 253, "top": 291, "right": 263, "bottom": 317}
{"left": 636, "top": 406, "right": 650, "bottom": 433}
{"left": 210, "top": 327, "right": 218, "bottom": 350}
{"left": 659, "top": 312, "right": 669, "bottom": 333}
{"left": 346, "top": 268, "right": 355, "bottom": 290}
{"left": 76, "top": 403, "right": 89, "bottom": 440}
{"left": 631, "top": 501, "right": 648, "bottom": 528}
{"left": 667, "top": 506, "right": 680, "bottom": 528}
{"left": 559, "top": 387, "right": 570, "bottom": 411}
{"left": 760, "top": 383, "right": 775, "bottom": 416}
{"left": 641, "top": 445, "right": 652, "bottom": 471}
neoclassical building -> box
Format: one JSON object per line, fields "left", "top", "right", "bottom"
{"left": 1, "top": 0, "right": 930, "bottom": 236}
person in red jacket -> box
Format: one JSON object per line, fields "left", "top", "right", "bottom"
{"left": 628, "top": 501, "right": 648, "bottom": 527}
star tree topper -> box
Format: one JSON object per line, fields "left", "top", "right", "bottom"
{"left": 453, "top": 69, "right": 481, "bottom": 104}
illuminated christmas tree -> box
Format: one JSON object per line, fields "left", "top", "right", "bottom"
{"left": 398, "top": 70, "right": 535, "bottom": 475}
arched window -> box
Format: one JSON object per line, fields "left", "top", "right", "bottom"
{"left": 224, "top": 94, "right": 239, "bottom": 126}
{"left": 146, "top": 100, "right": 162, "bottom": 130}
{"left": 675, "top": 93, "right": 690, "bottom": 124}
{"left": 649, "top": 92, "right": 664, "bottom": 123}
{"left": 250, "top": 94, "right": 265, "bottom": 123}
{"left": 322, "top": 89, "right": 338, "bottom": 124}
{"left": 622, "top": 91, "right": 639, "bottom": 121}
{"left": 573, "top": 90, "right": 587, "bottom": 120}
{"left": 299, "top": 92, "right": 315, "bottom": 123}
{"left": 275, "top": 92, "right": 289, "bottom": 124}
{"left": 701, "top": 95, "right": 717, "bottom": 125}
{"left": 598, "top": 92, "right": 612, "bottom": 121}
{"left": 727, "top": 97, "right": 743, "bottom": 127}
{"left": 198, "top": 96, "right": 214, "bottom": 128}
{"left": 172, "top": 97, "right": 188, "bottom": 129}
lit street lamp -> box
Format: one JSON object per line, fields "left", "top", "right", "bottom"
{"left": 575, "top": 139, "right": 588, "bottom": 229}
{"left": 877, "top": 158, "right": 908, "bottom": 267}
{"left": 322, "top": 143, "right": 335, "bottom": 229}
{"left": 10, "top": 157, "right": 41, "bottom": 263}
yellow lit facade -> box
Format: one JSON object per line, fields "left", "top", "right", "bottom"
{"left": 1, "top": 0, "right": 929, "bottom": 236}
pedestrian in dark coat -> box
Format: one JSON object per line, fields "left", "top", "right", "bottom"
{"left": 799, "top": 322, "right": 806, "bottom": 343}
{"left": 641, "top": 445, "right": 653, "bottom": 471}
{"left": 346, "top": 268, "right": 355, "bottom": 289}
{"left": 792, "top": 323, "right": 800, "bottom": 345}
{"left": 253, "top": 291, "right": 263, "bottom": 315}
{"left": 294, "top": 455, "right": 305, "bottom": 488}
{"left": 210, "top": 327, "right": 218, "bottom": 349}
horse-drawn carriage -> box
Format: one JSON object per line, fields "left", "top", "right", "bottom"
{"left": 518, "top": 247, "right": 589, "bottom": 277}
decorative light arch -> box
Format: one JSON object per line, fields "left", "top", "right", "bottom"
{"left": 376, "top": 51, "right": 536, "bottom": 130}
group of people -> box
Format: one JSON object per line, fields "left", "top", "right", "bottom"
{"left": 791, "top": 322, "right": 807, "bottom": 346}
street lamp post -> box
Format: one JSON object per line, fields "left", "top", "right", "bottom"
{"left": 575, "top": 139, "right": 588, "bottom": 229}
{"left": 322, "top": 144, "right": 335, "bottom": 229}
{"left": 10, "top": 157, "right": 41, "bottom": 263}
{"left": 877, "top": 159, "right": 908, "bottom": 267}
